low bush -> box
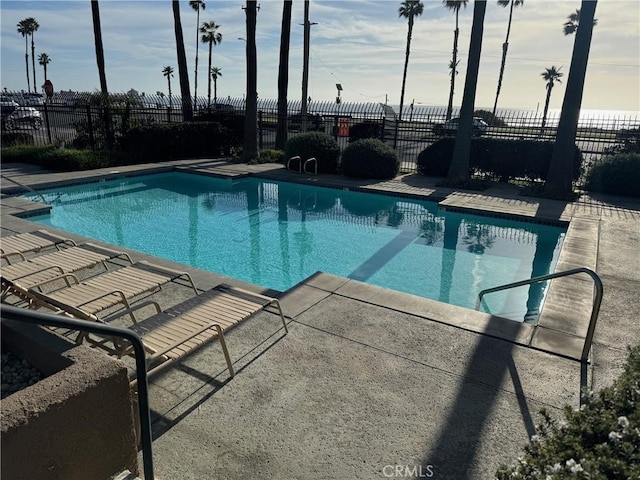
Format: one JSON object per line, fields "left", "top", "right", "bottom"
{"left": 0, "top": 132, "right": 35, "bottom": 148}
{"left": 584, "top": 153, "right": 640, "bottom": 197}
{"left": 417, "top": 138, "right": 583, "bottom": 182}
{"left": 0, "top": 145, "right": 128, "bottom": 171}
{"left": 496, "top": 344, "right": 640, "bottom": 479}
{"left": 340, "top": 138, "right": 399, "bottom": 179}
{"left": 284, "top": 132, "right": 341, "bottom": 174}
{"left": 119, "top": 121, "right": 232, "bottom": 161}
{"left": 255, "top": 149, "right": 284, "bottom": 164}
{"left": 348, "top": 121, "right": 383, "bottom": 143}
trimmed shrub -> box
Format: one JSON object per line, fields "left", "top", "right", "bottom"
{"left": 496, "top": 344, "right": 640, "bottom": 479}
{"left": 0, "top": 145, "right": 127, "bottom": 171}
{"left": 417, "top": 138, "right": 583, "bottom": 182}
{"left": 348, "top": 121, "right": 383, "bottom": 143}
{"left": 193, "top": 111, "right": 244, "bottom": 149}
{"left": 284, "top": 132, "right": 340, "bottom": 174}
{"left": 255, "top": 149, "right": 284, "bottom": 164}
{"left": 119, "top": 121, "right": 232, "bottom": 162}
{"left": 1, "top": 132, "right": 35, "bottom": 147}
{"left": 340, "top": 138, "right": 399, "bottom": 179}
{"left": 584, "top": 153, "right": 640, "bottom": 197}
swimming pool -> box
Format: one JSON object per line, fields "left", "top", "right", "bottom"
{"left": 26, "top": 172, "right": 565, "bottom": 322}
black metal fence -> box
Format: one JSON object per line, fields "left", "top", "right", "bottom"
{"left": 2, "top": 90, "right": 638, "bottom": 179}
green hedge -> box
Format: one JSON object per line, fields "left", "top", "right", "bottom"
{"left": 119, "top": 121, "right": 233, "bottom": 162}
{"left": 340, "top": 138, "right": 399, "bottom": 179}
{"left": 0, "top": 145, "right": 125, "bottom": 171}
{"left": 284, "top": 132, "right": 341, "bottom": 174}
{"left": 584, "top": 153, "right": 640, "bottom": 198}
{"left": 0, "top": 132, "right": 35, "bottom": 147}
{"left": 496, "top": 344, "right": 640, "bottom": 479}
{"left": 417, "top": 138, "right": 583, "bottom": 182}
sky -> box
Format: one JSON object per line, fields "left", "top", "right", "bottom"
{"left": 1, "top": 0, "right": 639, "bottom": 114}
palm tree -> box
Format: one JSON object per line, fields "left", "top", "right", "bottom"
{"left": 163, "top": 65, "right": 174, "bottom": 108}
{"left": 443, "top": 0, "right": 468, "bottom": 120}
{"left": 91, "top": 1, "right": 114, "bottom": 148}
{"left": 242, "top": 1, "right": 259, "bottom": 161}
{"left": 446, "top": 0, "right": 488, "bottom": 184}
{"left": 24, "top": 18, "right": 40, "bottom": 93}
{"left": 210, "top": 66, "right": 222, "bottom": 106}
{"left": 189, "top": 0, "right": 205, "bottom": 108}
{"left": 398, "top": 0, "right": 424, "bottom": 121}
{"left": 17, "top": 19, "right": 31, "bottom": 92}
{"left": 563, "top": 8, "right": 597, "bottom": 36}
{"left": 491, "top": 0, "right": 524, "bottom": 116}
{"left": 173, "top": 0, "right": 193, "bottom": 121}
{"left": 200, "top": 20, "right": 222, "bottom": 109}
{"left": 38, "top": 53, "right": 51, "bottom": 82}
{"left": 276, "top": 0, "right": 293, "bottom": 150}
{"left": 540, "top": 66, "right": 563, "bottom": 134}
{"left": 545, "top": 0, "right": 598, "bottom": 197}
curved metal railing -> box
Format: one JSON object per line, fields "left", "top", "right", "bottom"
{"left": 0, "top": 304, "right": 155, "bottom": 480}
{"left": 475, "top": 267, "right": 603, "bottom": 362}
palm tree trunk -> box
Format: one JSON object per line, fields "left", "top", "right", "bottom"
{"left": 399, "top": 17, "right": 414, "bottom": 122}
{"left": 545, "top": 0, "right": 597, "bottom": 196}
{"left": 173, "top": 0, "right": 193, "bottom": 121}
{"left": 492, "top": 0, "right": 515, "bottom": 116}
{"left": 31, "top": 35, "right": 37, "bottom": 93}
{"left": 207, "top": 42, "right": 213, "bottom": 108}
{"left": 242, "top": 1, "right": 259, "bottom": 161}
{"left": 540, "top": 84, "right": 552, "bottom": 133}
{"left": 167, "top": 77, "right": 172, "bottom": 108}
{"left": 213, "top": 77, "right": 217, "bottom": 106}
{"left": 276, "top": 0, "right": 292, "bottom": 150}
{"left": 24, "top": 37, "right": 31, "bottom": 92}
{"left": 447, "top": 0, "right": 487, "bottom": 184}
{"left": 446, "top": 22, "right": 459, "bottom": 120}
{"left": 194, "top": 9, "right": 200, "bottom": 110}
{"left": 91, "top": 0, "right": 114, "bottom": 149}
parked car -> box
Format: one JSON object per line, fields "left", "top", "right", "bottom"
{"left": 1, "top": 105, "right": 42, "bottom": 130}
{"left": 433, "top": 117, "right": 488, "bottom": 137}
{"left": 22, "top": 93, "right": 45, "bottom": 106}
{"left": 0, "top": 96, "right": 20, "bottom": 108}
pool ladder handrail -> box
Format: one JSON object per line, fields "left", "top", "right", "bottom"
{"left": 1, "top": 174, "right": 47, "bottom": 204}
{"left": 287, "top": 155, "right": 302, "bottom": 172}
{"left": 475, "top": 267, "right": 603, "bottom": 363}
{"left": 286, "top": 156, "right": 317, "bottom": 175}
{"left": 303, "top": 157, "right": 317, "bottom": 175}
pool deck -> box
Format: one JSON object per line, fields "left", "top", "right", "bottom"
{"left": 2, "top": 159, "right": 640, "bottom": 479}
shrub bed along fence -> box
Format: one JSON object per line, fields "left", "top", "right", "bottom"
{"left": 1, "top": 90, "right": 638, "bottom": 183}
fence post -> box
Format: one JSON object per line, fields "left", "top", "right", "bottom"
{"left": 166, "top": 107, "right": 171, "bottom": 123}
{"left": 380, "top": 116, "right": 386, "bottom": 142}
{"left": 43, "top": 102, "right": 52, "bottom": 144}
{"left": 86, "top": 104, "right": 95, "bottom": 150}
{"left": 258, "top": 110, "right": 263, "bottom": 150}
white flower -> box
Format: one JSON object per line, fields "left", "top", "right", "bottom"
{"left": 530, "top": 434, "right": 540, "bottom": 443}
{"left": 609, "top": 431, "right": 623, "bottom": 443}
{"left": 618, "top": 416, "right": 629, "bottom": 431}
{"left": 565, "top": 458, "right": 584, "bottom": 474}
{"left": 551, "top": 463, "right": 562, "bottom": 473}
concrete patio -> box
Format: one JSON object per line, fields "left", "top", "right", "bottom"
{"left": 1, "top": 159, "right": 639, "bottom": 479}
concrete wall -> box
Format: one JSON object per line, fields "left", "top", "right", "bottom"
{"left": 1, "top": 321, "right": 139, "bottom": 480}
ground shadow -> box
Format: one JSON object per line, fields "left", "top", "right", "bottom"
{"left": 421, "top": 319, "right": 538, "bottom": 478}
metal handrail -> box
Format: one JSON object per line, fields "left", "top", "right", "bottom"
{"left": 303, "top": 157, "right": 317, "bottom": 175}
{"left": 286, "top": 155, "right": 302, "bottom": 173}
{"left": 1, "top": 174, "right": 47, "bottom": 204}
{"left": 0, "top": 304, "right": 155, "bottom": 480}
{"left": 475, "top": 267, "right": 603, "bottom": 362}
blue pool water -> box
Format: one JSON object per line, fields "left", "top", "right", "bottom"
{"left": 26, "top": 172, "right": 565, "bottom": 322}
